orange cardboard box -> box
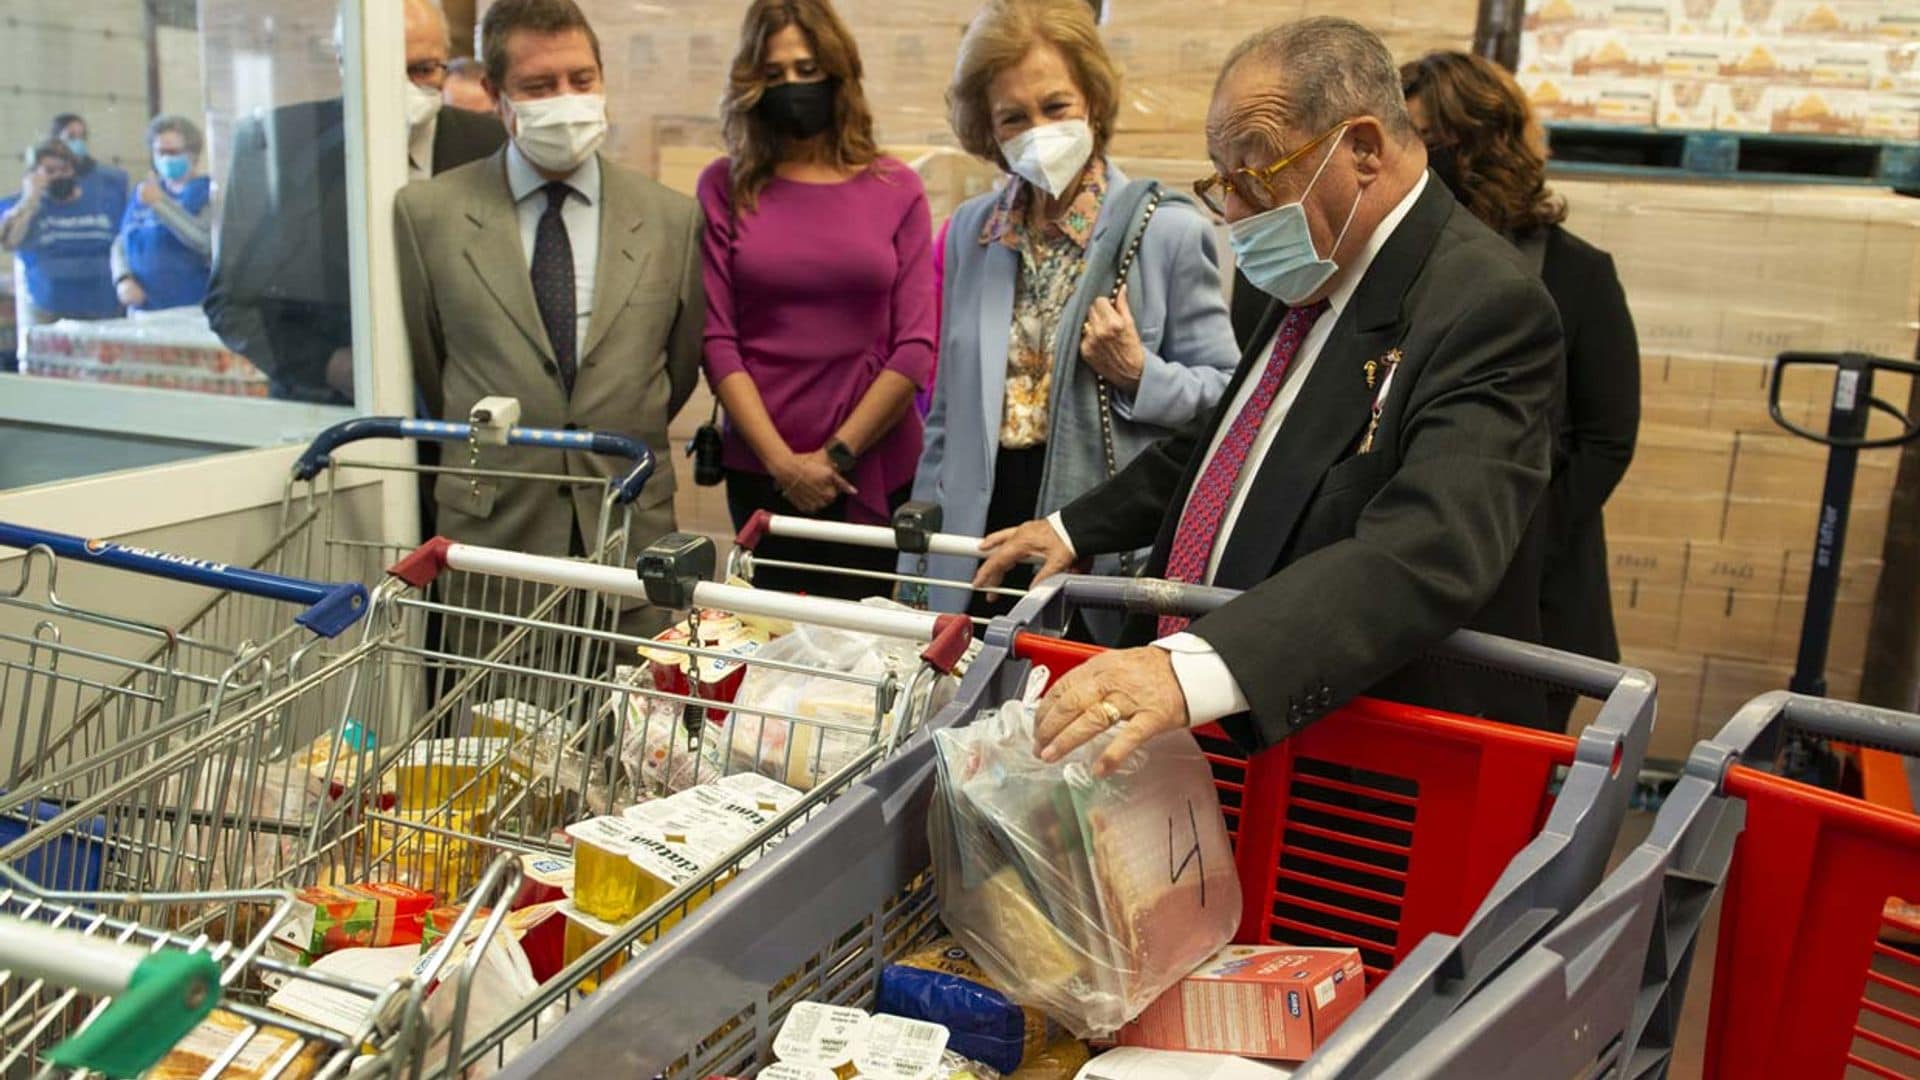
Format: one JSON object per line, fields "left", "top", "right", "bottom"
{"left": 1113, "top": 945, "right": 1366, "bottom": 1061}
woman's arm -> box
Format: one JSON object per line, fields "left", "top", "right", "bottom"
{"left": 697, "top": 163, "right": 790, "bottom": 470}
{"left": 0, "top": 184, "right": 41, "bottom": 251}
{"left": 831, "top": 181, "right": 937, "bottom": 455}
{"left": 1554, "top": 247, "right": 1640, "bottom": 523}
{"left": 149, "top": 189, "right": 212, "bottom": 257}
{"left": 1090, "top": 203, "right": 1238, "bottom": 427}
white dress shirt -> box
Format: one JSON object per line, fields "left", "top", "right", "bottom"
{"left": 408, "top": 113, "right": 438, "bottom": 181}
{"left": 1050, "top": 172, "right": 1430, "bottom": 726}
{"left": 505, "top": 141, "right": 601, "bottom": 357}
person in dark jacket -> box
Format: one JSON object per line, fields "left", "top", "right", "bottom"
{"left": 1403, "top": 49, "right": 1639, "bottom": 730}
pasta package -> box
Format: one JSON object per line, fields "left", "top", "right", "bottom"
{"left": 150, "top": 1009, "right": 326, "bottom": 1080}
{"left": 930, "top": 701, "right": 1241, "bottom": 1038}
{"left": 878, "top": 937, "right": 1052, "bottom": 1074}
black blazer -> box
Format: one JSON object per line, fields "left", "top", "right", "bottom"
{"left": 1534, "top": 225, "right": 1638, "bottom": 665}
{"left": 1062, "top": 177, "right": 1565, "bottom": 741}
{"left": 204, "top": 99, "right": 505, "bottom": 404}
{"left": 1231, "top": 223, "right": 1639, "bottom": 670}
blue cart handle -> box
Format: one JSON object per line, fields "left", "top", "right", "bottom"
{"left": 0, "top": 523, "right": 369, "bottom": 639}
{"left": 292, "top": 417, "right": 656, "bottom": 506}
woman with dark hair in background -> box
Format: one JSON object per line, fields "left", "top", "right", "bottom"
{"left": 698, "top": 0, "right": 937, "bottom": 599}
{"left": 49, "top": 113, "right": 130, "bottom": 209}
{"left": 1402, "top": 49, "right": 1641, "bottom": 730}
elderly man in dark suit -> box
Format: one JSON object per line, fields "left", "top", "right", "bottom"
{"left": 975, "top": 16, "right": 1564, "bottom": 773}
{"left": 203, "top": 0, "right": 505, "bottom": 405}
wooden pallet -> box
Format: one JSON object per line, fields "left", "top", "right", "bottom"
{"left": 1544, "top": 123, "right": 1920, "bottom": 189}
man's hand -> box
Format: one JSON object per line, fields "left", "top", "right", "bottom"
{"left": 21, "top": 171, "right": 46, "bottom": 201}
{"left": 1035, "top": 647, "right": 1190, "bottom": 776}
{"left": 973, "top": 519, "right": 1074, "bottom": 590}
{"left": 773, "top": 448, "right": 855, "bottom": 513}
{"left": 1079, "top": 290, "right": 1145, "bottom": 393}
{"left": 116, "top": 276, "right": 147, "bottom": 309}
{"left": 325, "top": 347, "right": 354, "bottom": 397}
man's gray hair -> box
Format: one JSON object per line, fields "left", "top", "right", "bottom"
{"left": 1218, "top": 17, "right": 1415, "bottom": 140}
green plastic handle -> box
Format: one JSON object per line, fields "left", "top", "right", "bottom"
{"left": 45, "top": 949, "right": 222, "bottom": 1077}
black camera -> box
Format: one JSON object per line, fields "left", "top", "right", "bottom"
{"left": 687, "top": 421, "right": 723, "bottom": 486}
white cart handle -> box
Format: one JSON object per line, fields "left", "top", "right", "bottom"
{"left": 388, "top": 537, "right": 974, "bottom": 674}
{"left": 735, "top": 506, "right": 1043, "bottom": 563}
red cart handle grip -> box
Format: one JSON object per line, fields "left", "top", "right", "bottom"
{"left": 388, "top": 536, "right": 454, "bottom": 588}
{"left": 919, "top": 614, "right": 973, "bottom": 676}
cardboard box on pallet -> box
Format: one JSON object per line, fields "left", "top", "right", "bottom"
{"left": 1772, "top": 552, "right": 1884, "bottom": 669}
{"left": 1722, "top": 494, "right": 1891, "bottom": 556}
{"left": 1660, "top": 77, "right": 1721, "bottom": 125}
{"left": 1608, "top": 536, "right": 1690, "bottom": 649}
{"left": 1730, "top": 432, "right": 1900, "bottom": 508}
{"left": 1676, "top": 542, "right": 1788, "bottom": 661}
{"left": 1619, "top": 423, "right": 1737, "bottom": 498}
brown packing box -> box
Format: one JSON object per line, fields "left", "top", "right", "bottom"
{"left": 1607, "top": 536, "right": 1689, "bottom": 650}
{"left": 1677, "top": 543, "right": 1787, "bottom": 661}
{"left": 1698, "top": 657, "right": 1793, "bottom": 734}
{"left": 1723, "top": 495, "right": 1892, "bottom": 559}
{"left": 1608, "top": 424, "right": 1733, "bottom": 540}
{"left": 1637, "top": 354, "right": 1715, "bottom": 428}
{"left": 1730, "top": 432, "right": 1899, "bottom": 508}
{"left": 1609, "top": 490, "right": 1726, "bottom": 543}
{"left": 1771, "top": 552, "right": 1884, "bottom": 671}
{"left": 1617, "top": 647, "right": 1707, "bottom": 762}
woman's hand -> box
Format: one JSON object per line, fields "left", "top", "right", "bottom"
{"left": 137, "top": 175, "right": 165, "bottom": 208}
{"left": 116, "top": 276, "right": 147, "bottom": 309}
{"left": 773, "top": 449, "right": 855, "bottom": 513}
{"left": 1080, "top": 290, "right": 1145, "bottom": 393}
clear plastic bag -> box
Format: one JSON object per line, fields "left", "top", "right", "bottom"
{"left": 931, "top": 700, "right": 1241, "bottom": 1038}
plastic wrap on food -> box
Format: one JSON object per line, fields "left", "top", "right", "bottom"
{"left": 930, "top": 701, "right": 1240, "bottom": 1038}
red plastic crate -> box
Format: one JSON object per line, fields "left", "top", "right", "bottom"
{"left": 1013, "top": 633, "right": 1579, "bottom": 987}
{"left": 1708, "top": 764, "right": 1920, "bottom": 1077}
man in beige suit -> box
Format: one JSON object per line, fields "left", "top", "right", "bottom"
{"left": 396, "top": 0, "right": 701, "bottom": 598}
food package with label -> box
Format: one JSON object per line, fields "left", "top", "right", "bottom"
{"left": 1111, "top": 945, "right": 1366, "bottom": 1060}
{"left": 878, "top": 936, "right": 1053, "bottom": 1073}
{"left": 514, "top": 851, "right": 575, "bottom": 908}
{"left": 272, "top": 881, "right": 436, "bottom": 959}
{"left": 566, "top": 815, "right": 653, "bottom": 921}
{"left": 770, "top": 1003, "right": 1003, "bottom": 1080}
{"left": 422, "top": 900, "right": 570, "bottom": 983}
{"left": 369, "top": 807, "right": 489, "bottom": 895}
{"left": 392, "top": 737, "right": 521, "bottom": 813}
{"left": 150, "top": 1009, "right": 328, "bottom": 1080}
{"left": 637, "top": 611, "right": 773, "bottom": 722}
{"left": 289, "top": 721, "right": 387, "bottom": 803}
{"left": 930, "top": 700, "right": 1241, "bottom": 1037}
{"left": 617, "top": 665, "right": 730, "bottom": 796}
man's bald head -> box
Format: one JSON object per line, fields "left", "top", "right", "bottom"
{"left": 405, "top": 0, "right": 453, "bottom": 88}
{"left": 1208, "top": 17, "right": 1416, "bottom": 163}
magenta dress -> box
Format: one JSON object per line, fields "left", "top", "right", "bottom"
{"left": 697, "top": 156, "right": 937, "bottom": 526}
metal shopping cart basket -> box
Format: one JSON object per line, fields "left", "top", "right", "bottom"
{"left": 1393, "top": 690, "right": 1920, "bottom": 1079}
{"left": 0, "top": 525, "right": 370, "bottom": 881}
{"left": 727, "top": 505, "right": 1030, "bottom": 615}
{"left": 495, "top": 574, "right": 1656, "bottom": 1079}
{"left": 0, "top": 533, "right": 973, "bottom": 1075}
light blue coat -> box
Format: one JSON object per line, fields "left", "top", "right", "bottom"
{"left": 905, "top": 166, "right": 1241, "bottom": 612}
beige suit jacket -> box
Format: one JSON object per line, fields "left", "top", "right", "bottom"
{"left": 395, "top": 148, "right": 702, "bottom": 566}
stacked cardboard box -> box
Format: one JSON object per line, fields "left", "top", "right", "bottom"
{"left": 1560, "top": 177, "right": 1919, "bottom": 759}
{"left": 1517, "top": 0, "right": 1920, "bottom": 136}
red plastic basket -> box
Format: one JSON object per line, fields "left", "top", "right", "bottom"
{"left": 1013, "top": 632, "right": 1580, "bottom": 987}
{"left": 1707, "top": 762, "right": 1920, "bottom": 1077}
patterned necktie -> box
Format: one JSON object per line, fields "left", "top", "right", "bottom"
{"left": 531, "top": 181, "right": 576, "bottom": 393}
{"left": 1157, "top": 300, "right": 1331, "bottom": 637}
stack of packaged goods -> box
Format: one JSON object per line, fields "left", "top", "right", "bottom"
{"left": 1517, "top": 0, "right": 1920, "bottom": 137}
{"left": 21, "top": 310, "right": 268, "bottom": 396}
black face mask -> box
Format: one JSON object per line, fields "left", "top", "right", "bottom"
{"left": 46, "top": 177, "right": 77, "bottom": 200}
{"left": 1426, "top": 142, "right": 1464, "bottom": 200}
{"left": 758, "top": 80, "right": 837, "bottom": 140}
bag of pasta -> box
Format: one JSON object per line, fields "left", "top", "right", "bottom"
{"left": 930, "top": 700, "right": 1240, "bottom": 1038}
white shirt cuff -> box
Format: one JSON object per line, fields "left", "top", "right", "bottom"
{"left": 1045, "top": 512, "right": 1077, "bottom": 557}
{"left": 1153, "top": 632, "right": 1250, "bottom": 727}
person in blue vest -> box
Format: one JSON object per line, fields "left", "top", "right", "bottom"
{"left": 112, "top": 115, "right": 214, "bottom": 312}
{"left": 0, "top": 139, "right": 125, "bottom": 340}
{"left": 50, "top": 113, "right": 130, "bottom": 211}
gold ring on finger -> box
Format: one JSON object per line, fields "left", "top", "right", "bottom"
{"left": 1096, "top": 700, "right": 1123, "bottom": 726}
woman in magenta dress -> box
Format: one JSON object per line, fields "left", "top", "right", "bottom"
{"left": 699, "top": 0, "right": 937, "bottom": 599}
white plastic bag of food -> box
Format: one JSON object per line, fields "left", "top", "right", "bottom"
{"left": 930, "top": 700, "right": 1241, "bottom": 1038}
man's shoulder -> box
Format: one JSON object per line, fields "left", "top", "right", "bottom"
{"left": 1418, "top": 202, "right": 1548, "bottom": 312}
{"left": 398, "top": 153, "right": 503, "bottom": 217}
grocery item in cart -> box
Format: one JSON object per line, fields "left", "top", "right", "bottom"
{"left": 1110, "top": 945, "right": 1365, "bottom": 1060}
{"left": 931, "top": 700, "right": 1240, "bottom": 1037}
{"left": 878, "top": 936, "right": 1053, "bottom": 1073}
{"left": 566, "top": 815, "right": 654, "bottom": 921}
{"left": 1070, "top": 1047, "right": 1292, "bottom": 1079}
{"left": 769, "top": 1003, "right": 1004, "bottom": 1079}
{"left": 273, "top": 881, "right": 436, "bottom": 958}
{"left": 150, "top": 1008, "right": 328, "bottom": 1080}
{"left": 369, "top": 806, "right": 490, "bottom": 895}
{"left": 558, "top": 899, "right": 631, "bottom": 992}
{"left": 394, "top": 737, "right": 521, "bottom": 812}
{"left": 1007, "top": 1036, "right": 1091, "bottom": 1079}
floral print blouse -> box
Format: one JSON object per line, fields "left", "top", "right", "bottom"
{"left": 979, "top": 160, "right": 1107, "bottom": 449}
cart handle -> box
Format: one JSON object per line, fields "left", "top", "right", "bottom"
{"left": 1695, "top": 690, "right": 1920, "bottom": 786}
{"left": 292, "top": 416, "right": 657, "bottom": 505}
{"left": 387, "top": 537, "right": 974, "bottom": 675}
{"left": 0, "top": 522, "right": 369, "bottom": 638}
{"left": 735, "top": 506, "right": 1034, "bottom": 562}
{"left": 0, "top": 916, "right": 221, "bottom": 1077}
{"left": 1769, "top": 351, "right": 1920, "bottom": 450}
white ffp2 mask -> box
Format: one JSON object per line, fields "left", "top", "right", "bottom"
{"left": 405, "top": 80, "right": 443, "bottom": 131}
{"left": 998, "top": 118, "right": 1094, "bottom": 197}
{"left": 508, "top": 93, "right": 607, "bottom": 174}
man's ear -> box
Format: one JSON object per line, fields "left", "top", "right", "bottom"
{"left": 1347, "top": 116, "right": 1389, "bottom": 182}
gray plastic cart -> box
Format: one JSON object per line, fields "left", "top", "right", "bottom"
{"left": 1386, "top": 690, "right": 1920, "bottom": 1079}
{"left": 489, "top": 575, "right": 1655, "bottom": 1080}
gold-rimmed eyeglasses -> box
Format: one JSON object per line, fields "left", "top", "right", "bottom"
{"left": 1192, "top": 121, "right": 1349, "bottom": 217}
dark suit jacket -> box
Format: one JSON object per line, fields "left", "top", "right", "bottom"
{"left": 1534, "top": 225, "right": 1638, "bottom": 665}
{"left": 204, "top": 99, "right": 504, "bottom": 404}
{"left": 1063, "top": 176, "right": 1565, "bottom": 741}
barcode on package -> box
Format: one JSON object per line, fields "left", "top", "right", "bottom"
{"left": 852, "top": 1013, "right": 950, "bottom": 1079}
{"left": 1314, "top": 976, "right": 1337, "bottom": 1009}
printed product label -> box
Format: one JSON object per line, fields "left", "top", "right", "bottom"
{"left": 851, "top": 1013, "right": 952, "bottom": 1079}
{"left": 773, "top": 1002, "right": 869, "bottom": 1068}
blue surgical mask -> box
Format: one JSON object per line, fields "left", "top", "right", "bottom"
{"left": 62, "top": 136, "right": 88, "bottom": 160}
{"left": 155, "top": 152, "right": 191, "bottom": 183}
{"left": 1227, "top": 125, "right": 1362, "bottom": 305}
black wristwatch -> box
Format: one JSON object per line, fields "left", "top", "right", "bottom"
{"left": 825, "top": 438, "right": 857, "bottom": 475}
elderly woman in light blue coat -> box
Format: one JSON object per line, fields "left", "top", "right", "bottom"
{"left": 905, "top": 0, "right": 1239, "bottom": 619}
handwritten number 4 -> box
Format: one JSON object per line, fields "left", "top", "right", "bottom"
{"left": 1168, "top": 799, "right": 1207, "bottom": 907}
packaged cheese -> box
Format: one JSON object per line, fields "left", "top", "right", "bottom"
{"left": 150, "top": 1009, "right": 326, "bottom": 1080}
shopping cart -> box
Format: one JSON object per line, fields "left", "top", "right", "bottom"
{"left": 0, "top": 533, "right": 974, "bottom": 1075}
{"left": 0, "top": 523, "right": 369, "bottom": 823}
{"left": 727, "top": 505, "right": 1031, "bottom": 615}
{"left": 495, "top": 574, "right": 1655, "bottom": 1079}
{"left": 1391, "top": 690, "right": 1920, "bottom": 1079}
